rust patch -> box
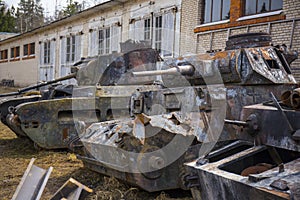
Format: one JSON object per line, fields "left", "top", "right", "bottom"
{"left": 62, "top": 128, "right": 69, "bottom": 140}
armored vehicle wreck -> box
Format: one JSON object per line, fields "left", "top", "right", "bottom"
{"left": 0, "top": 40, "right": 161, "bottom": 149}
{"left": 0, "top": 73, "right": 78, "bottom": 137}
{"left": 186, "top": 89, "right": 300, "bottom": 200}
{"left": 77, "top": 33, "right": 299, "bottom": 192}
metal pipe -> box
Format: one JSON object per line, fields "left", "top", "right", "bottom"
{"left": 132, "top": 65, "right": 195, "bottom": 77}
{"left": 0, "top": 73, "right": 76, "bottom": 98}
{"left": 224, "top": 119, "right": 248, "bottom": 127}
{"left": 271, "top": 92, "right": 294, "bottom": 133}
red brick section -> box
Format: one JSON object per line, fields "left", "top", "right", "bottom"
{"left": 230, "top": 0, "right": 243, "bottom": 21}
{"left": 194, "top": 0, "right": 286, "bottom": 33}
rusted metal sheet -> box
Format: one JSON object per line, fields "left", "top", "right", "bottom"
{"left": 239, "top": 102, "right": 300, "bottom": 152}
{"left": 187, "top": 147, "right": 299, "bottom": 200}
{"left": 50, "top": 178, "right": 93, "bottom": 200}
{"left": 187, "top": 100, "right": 300, "bottom": 199}
{"left": 12, "top": 158, "right": 53, "bottom": 200}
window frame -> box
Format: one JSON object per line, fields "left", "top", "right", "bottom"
{"left": 66, "top": 35, "right": 76, "bottom": 63}
{"left": 195, "top": 0, "right": 285, "bottom": 32}
{"left": 243, "top": 0, "right": 283, "bottom": 16}
{"left": 43, "top": 41, "right": 51, "bottom": 64}
{"left": 154, "top": 15, "right": 163, "bottom": 54}
{"left": 204, "top": 0, "right": 231, "bottom": 24}
{"left": 23, "top": 42, "right": 35, "bottom": 59}
{"left": 0, "top": 49, "right": 8, "bottom": 62}
{"left": 144, "top": 18, "right": 152, "bottom": 41}
{"left": 129, "top": 10, "right": 176, "bottom": 58}
{"left": 10, "top": 46, "right": 20, "bottom": 61}
{"left": 98, "top": 27, "right": 111, "bottom": 55}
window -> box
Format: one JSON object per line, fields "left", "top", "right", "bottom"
{"left": 39, "top": 40, "right": 55, "bottom": 82}
{"left": 129, "top": 11, "right": 175, "bottom": 57}
{"left": 98, "top": 28, "right": 110, "bottom": 55}
{"left": 144, "top": 18, "right": 151, "bottom": 41}
{"left": 99, "top": 29, "right": 104, "bottom": 55}
{"left": 105, "top": 28, "right": 110, "bottom": 54}
{"left": 204, "top": 0, "right": 231, "bottom": 23}
{"left": 0, "top": 49, "right": 8, "bottom": 61}
{"left": 43, "top": 41, "right": 50, "bottom": 64}
{"left": 66, "top": 35, "right": 76, "bottom": 62}
{"left": 24, "top": 44, "right": 28, "bottom": 56}
{"left": 155, "top": 15, "right": 162, "bottom": 54}
{"left": 61, "top": 34, "right": 81, "bottom": 65}
{"left": 244, "top": 0, "right": 283, "bottom": 16}
{"left": 60, "top": 34, "right": 81, "bottom": 83}
{"left": 10, "top": 46, "right": 20, "bottom": 60}
{"left": 23, "top": 42, "right": 35, "bottom": 57}
{"left": 89, "top": 25, "right": 120, "bottom": 56}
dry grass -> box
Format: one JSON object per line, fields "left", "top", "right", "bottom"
{"left": 0, "top": 86, "right": 192, "bottom": 200}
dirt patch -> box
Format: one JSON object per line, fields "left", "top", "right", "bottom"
{"left": 0, "top": 86, "right": 193, "bottom": 200}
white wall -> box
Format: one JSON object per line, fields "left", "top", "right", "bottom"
{"left": 0, "top": 0, "right": 183, "bottom": 86}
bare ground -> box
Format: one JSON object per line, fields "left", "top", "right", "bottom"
{"left": 0, "top": 86, "right": 192, "bottom": 200}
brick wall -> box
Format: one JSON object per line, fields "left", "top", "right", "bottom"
{"left": 284, "top": 0, "right": 300, "bottom": 20}
{"left": 211, "top": 31, "right": 227, "bottom": 51}
{"left": 290, "top": 20, "right": 300, "bottom": 79}
{"left": 230, "top": 28, "right": 247, "bottom": 36}
{"left": 196, "top": 33, "right": 211, "bottom": 53}
{"left": 180, "top": 0, "right": 200, "bottom": 55}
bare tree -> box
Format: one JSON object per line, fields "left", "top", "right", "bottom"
{"left": 15, "top": 0, "right": 44, "bottom": 33}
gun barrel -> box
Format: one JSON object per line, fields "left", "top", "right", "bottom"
{"left": 224, "top": 119, "right": 249, "bottom": 127}
{"left": 0, "top": 92, "right": 20, "bottom": 98}
{"left": 0, "top": 73, "right": 76, "bottom": 98}
{"left": 132, "top": 65, "right": 195, "bottom": 77}
{"left": 18, "top": 73, "right": 77, "bottom": 93}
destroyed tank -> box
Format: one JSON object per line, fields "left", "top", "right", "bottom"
{"left": 0, "top": 72, "right": 79, "bottom": 137}
{"left": 186, "top": 88, "right": 300, "bottom": 200}
{"left": 77, "top": 33, "right": 299, "bottom": 192}
{"left": 0, "top": 40, "right": 161, "bottom": 149}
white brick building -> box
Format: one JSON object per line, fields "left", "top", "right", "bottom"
{"left": 1, "top": 0, "right": 299, "bottom": 86}
{"left": 0, "top": 0, "right": 183, "bottom": 86}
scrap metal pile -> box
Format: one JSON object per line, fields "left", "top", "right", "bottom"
{"left": 0, "top": 33, "right": 299, "bottom": 199}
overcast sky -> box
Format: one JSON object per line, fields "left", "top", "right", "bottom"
{"left": 5, "top": 0, "right": 107, "bottom": 17}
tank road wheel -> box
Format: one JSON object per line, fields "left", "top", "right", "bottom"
{"left": 137, "top": 145, "right": 166, "bottom": 179}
